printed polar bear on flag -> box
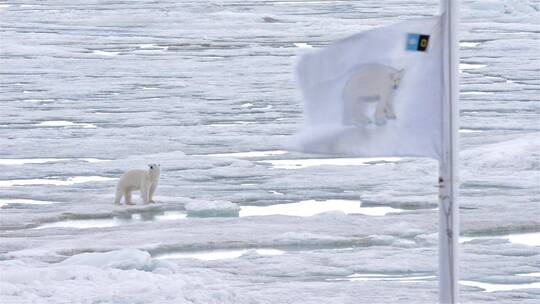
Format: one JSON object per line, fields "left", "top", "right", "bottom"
{"left": 342, "top": 64, "right": 404, "bottom": 126}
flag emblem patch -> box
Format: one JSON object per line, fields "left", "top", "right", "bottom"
{"left": 406, "top": 33, "right": 430, "bottom": 52}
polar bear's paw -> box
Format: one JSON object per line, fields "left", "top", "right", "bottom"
{"left": 375, "top": 116, "right": 387, "bottom": 125}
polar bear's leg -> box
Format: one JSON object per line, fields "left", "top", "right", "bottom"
{"left": 354, "top": 101, "right": 372, "bottom": 125}
{"left": 125, "top": 190, "right": 135, "bottom": 205}
{"left": 149, "top": 182, "right": 158, "bottom": 204}
{"left": 141, "top": 184, "right": 150, "bottom": 204}
{"left": 357, "top": 111, "right": 372, "bottom": 125}
{"left": 114, "top": 188, "right": 123, "bottom": 205}
{"left": 386, "top": 95, "right": 396, "bottom": 119}
{"left": 375, "top": 95, "right": 387, "bottom": 125}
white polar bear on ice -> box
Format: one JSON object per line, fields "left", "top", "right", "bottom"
{"left": 114, "top": 164, "right": 160, "bottom": 205}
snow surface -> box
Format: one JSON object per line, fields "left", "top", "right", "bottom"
{"left": 1, "top": 0, "right": 539, "bottom": 303}
{"left": 185, "top": 200, "right": 240, "bottom": 217}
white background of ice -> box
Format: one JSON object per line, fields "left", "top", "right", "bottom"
{"left": 1, "top": 0, "right": 539, "bottom": 303}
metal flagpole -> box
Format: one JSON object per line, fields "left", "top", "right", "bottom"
{"left": 439, "top": 0, "right": 460, "bottom": 303}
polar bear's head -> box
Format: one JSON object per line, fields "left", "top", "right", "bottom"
{"left": 148, "top": 164, "right": 161, "bottom": 176}
{"left": 392, "top": 69, "right": 405, "bottom": 89}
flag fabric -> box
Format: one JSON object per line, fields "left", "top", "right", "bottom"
{"left": 291, "top": 17, "right": 443, "bottom": 159}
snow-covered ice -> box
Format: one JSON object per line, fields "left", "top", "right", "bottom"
{"left": 239, "top": 199, "right": 405, "bottom": 217}
{"left": 1, "top": 0, "right": 539, "bottom": 303}
{"left": 461, "top": 232, "right": 540, "bottom": 247}
{"left": 185, "top": 200, "right": 240, "bottom": 217}
{"left": 155, "top": 248, "right": 285, "bottom": 261}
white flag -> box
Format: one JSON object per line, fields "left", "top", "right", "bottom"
{"left": 291, "top": 17, "right": 443, "bottom": 159}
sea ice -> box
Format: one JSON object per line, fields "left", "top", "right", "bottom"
{"left": 0, "top": 0, "right": 538, "bottom": 303}
{"left": 185, "top": 200, "right": 241, "bottom": 217}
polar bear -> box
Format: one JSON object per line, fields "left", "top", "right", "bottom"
{"left": 114, "top": 164, "right": 160, "bottom": 205}
{"left": 342, "top": 64, "right": 405, "bottom": 125}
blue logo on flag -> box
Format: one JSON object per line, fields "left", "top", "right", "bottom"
{"left": 407, "top": 33, "right": 430, "bottom": 52}
{"left": 407, "top": 34, "right": 420, "bottom": 51}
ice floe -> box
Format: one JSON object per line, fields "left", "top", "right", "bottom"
{"left": 460, "top": 232, "right": 540, "bottom": 247}
{"left": 156, "top": 248, "right": 285, "bottom": 260}
{"left": 260, "top": 157, "right": 402, "bottom": 169}
{"left": 239, "top": 200, "right": 404, "bottom": 217}
{"left": 0, "top": 198, "right": 57, "bottom": 208}
{"left": 35, "top": 211, "right": 187, "bottom": 229}
{"left": 185, "top": 200, "right": 240, "bottom": 217}
{"left": 460, "top": 280, "right": 540, "bottom": 293}
{"left": 0, "top": 158, "right": 107, "bottom": 165}
{"left": 35, "top": 120, "right": 97, "bottom": 128}
{"left": 0, "top": 176, "right": 115, "bottom": 187}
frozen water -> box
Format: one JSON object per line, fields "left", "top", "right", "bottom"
{"left": 58, "top": 249, "right": 156, "bottom": 271}
{"left": 0, "top": 176, "right": 115, "bottom": 187}
{"left": 328, "top": 273, "right": 437, "bottom": 282}
{"left": 506, "top": 233, "right": 540, "bottom": 247}
{"left": 459, "top": 129, "right": 484, "bottom": 133}
{"left": 460, "top": 42, "right": 481, "bottom": 48}
{"left": 185, "top": 200, "right": 240, "bottom": 217}
{"left": 0, "top": 0, "right": 539, "bottom": 303}
{"left": 518, "top": 273, "right": 540, "bottom": 278}
{"left": 36, "top": 218, "right": 122, "bottom": 229}
{"left": 156, "top": 248, "right": 285, "bottom": 261}
{"left": 294, "top": 43, "right": 313, "bottom": 48}
{"left": 35, "top": 211, "right": 187, "bottom": 229}
{"left": 460, "top": 91, "right": 494, "bottom": 96}
{"left": 460, "top": 280, "right": 540, "bottom": 293}
{"left": 0, "top": 158, "right": 107, "bottom": 165}
{"left": 35, "top": 120, "right": 97, "bottom": 128}
{"left": 261, "top": 157, "right": 402, "bottom": 169}
{"left": 461, "top": 232, "right": 540, "bottom": 247}
{"left": 459, "top": 63, "right": 488, "bottom": 70}
{"left": 0, "top": 198, "right": 57, "bottom": 207}
{"left": 91, "top": 50, "right": 120, "bottom": 56}
{"left": 153, "top": 211, "right": 187, "bottom": 221}
{"left": 239, "top": 200, "right": 404, "bottom": 217}
{"left": 204, "top": 150, "right": 288, "bottom": 158}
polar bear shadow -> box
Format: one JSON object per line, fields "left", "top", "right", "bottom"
{"left": 342, "top": 64, "right": 404, "bottom": 126}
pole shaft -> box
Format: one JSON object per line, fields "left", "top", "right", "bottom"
{"left": 439, "top": 0, "right": 460, "bottom": 303}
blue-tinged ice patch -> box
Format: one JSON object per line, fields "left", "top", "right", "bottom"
{"left": 155, "top": 248, "right": 285, "bottom": 261}
{"left": 185, "top": 200, "right": 240, "bottom": 217}
{"left": 59, "top": 249, "right": 175, "bottom": 272}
